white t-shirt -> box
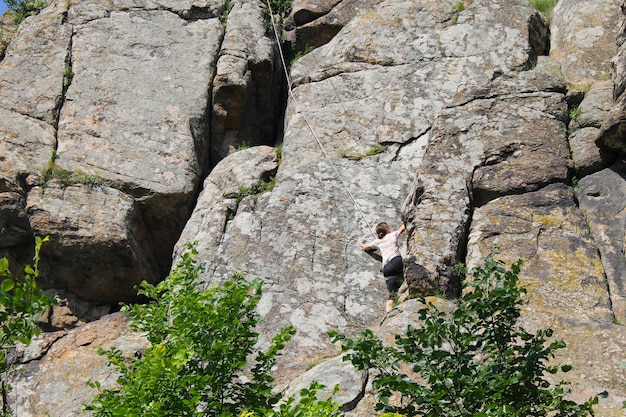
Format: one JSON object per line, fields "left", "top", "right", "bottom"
{"left": 367, "top": 230, "right": 401, "bottom": 266}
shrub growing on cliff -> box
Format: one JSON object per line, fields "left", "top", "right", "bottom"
{"left": 0, "top": 236, "right": 56, "bottom": 416}
{"left": 5, "top": 0, "right": 50, "bottom": 23}
{"left": 330, "top": 255, "right": 603, "bottom": 417}
{"left": 528, "top": 0, "right": 557, "bottom": 20}
{"left": 84, "top": 243, "right": 340, "bottom": 417}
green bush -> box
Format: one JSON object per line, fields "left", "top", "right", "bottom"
{"left": 0, "top": 236, "right": 56, "bottom": 416}
{"left": 528, "top": 0, "right": 557, "bottom": 17}
{"left": 84, "top": 243, "right": 340, "bottom": 417}
{"left": 330, "top": 255, "right": 603, "bottom": 417}
{"left": 5, "top": 0, "right": 50, "bottom": 23}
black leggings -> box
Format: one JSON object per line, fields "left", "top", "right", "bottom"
{"left": 382, "top": 256, "right": 403, "bottom": 299}
{"left": 382, "top": 256, "right": 403, "bottom": 277}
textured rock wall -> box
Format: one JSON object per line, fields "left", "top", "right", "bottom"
{"left": 1, "top": 0, "right": 626, "bottom": 416}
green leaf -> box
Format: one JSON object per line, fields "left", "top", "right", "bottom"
{"left": 1, "top": 279, "right": 15, "bottom": 292}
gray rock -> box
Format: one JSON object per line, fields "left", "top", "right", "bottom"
{"left": 568, "top": 81, "right": 617, "bottom": 175}
{"left": 573, "top": 81, "right": 614, "bottom": 129}
{"left": 611, "top": 0, "right": 626, "bottom": 99}
{"left": 284, "top": 354, "right": 367, "bottom": 412}
{"left": 550, "top": 0, "right": 622, "bottom": 84}
{"left": 0, "top": 107, "right": 57, "bottom": 181}
{"left": 0, "top": 179, "right": 31, "bottom": 247}
{"left": 27, "top": 184, "right": 158, "bottom": 302}
{"left": 466, "top": 183, "right": 626, "bottom": 416}
{"left": 284, "top": 0, "right": 384, "bottom": 54}
{"left": 467, "top": 183, "right": 613, "bottom": 324}
{"left": 404, "top": 88, "right": 570, "bottom": 297}
{"left": 57, "top": 3, "right": 224, "bottom": 269}
{"left": 578, "top": 162, "right": 626, "bottom": 323}
{"left": 174, "top": 145, "right": 279, "bottom": 264}
{"left": 211, "top": 0, "right": 283, "bottom": 166}
{"left": 569, "top": 127, "right": 615, "bottom": 175}
{"left": 8, "top": 313, "right": 149, "bottom": 417}
{"left": 0, "top": 1, "right": 71, "bottom": 124}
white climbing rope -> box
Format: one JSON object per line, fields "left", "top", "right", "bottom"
{"left": 264, "top": 0, "right": 377, "bottom": 238}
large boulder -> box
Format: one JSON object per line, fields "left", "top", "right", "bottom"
{"left": 0, "top": 1, "right": 71, "bottom": 125}
{"left": 550, "top": 0, "right": 622, "bottom": 85}
{"left": 578, "top": 162, "right": 626, "bottom": 322}
{"left": 27, "top": 184, "right": 158, "bottom": 302}
{"left": 8, "top": 313, "right": 148, "bottom": 417}
{"left": 57, "top": 1, "right": 225, "bottom": 270}
{"left": 403, "top": 62, "right": 569, "bottom": 297}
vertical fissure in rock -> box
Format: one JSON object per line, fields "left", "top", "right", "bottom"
{"left": 53, "top": 26, "right": 73, "bottom": 137}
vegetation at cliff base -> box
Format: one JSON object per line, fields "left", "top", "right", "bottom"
{"left": 0, "top": 236, "right": 56, "bottom": 416}
{"left": 84, "top": 243, "right": 341, "bottom": 417}
{"left": 330, "top": 255, "right": 604, "bottom": 417}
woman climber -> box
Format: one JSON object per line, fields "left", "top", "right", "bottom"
{"left": 362, "top": 221, "right": 406, "bottom": 313}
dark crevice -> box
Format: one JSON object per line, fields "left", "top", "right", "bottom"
{"left": 54, "top": 29, "right": 73, "bottom": 134}
{"left": 339, "top": 370, "right": 369, "bottom": 412}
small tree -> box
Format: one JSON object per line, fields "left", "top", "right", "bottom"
{"left": 0, "top": 236, "right": 56, "bottom": 416}
{"left": 84, "top": 243, "right": 341, "bottom": 417}
{"left": 330, "top": 255, "right": 603, "bottom": 417}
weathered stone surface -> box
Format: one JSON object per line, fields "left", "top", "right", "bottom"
{"left": 550, "top": 0, "right": 622, "bottom": 84}
{"left": 569, "top": 127, "right": 615, "bottom": 175}
{"left": 0, "top": 1, "right": 71, "bottom": 124}
{"left": 210, "top": 0, "right": 282, "bottom": 166}
{"left": 598, "top": 95, "right": 626, "bottom": 153}
{"left": 404, "top": 86, "right": 569, "bottom": 297}
{"left": 466, "top": 183, "right": 626, "bottom": 416}
{"left": 573, "top": 81, "right": 614, "bottom": 129}
{"left": 66, "top": 0, "right": 225, "bottom": 23}
{"left": 8, "top": 313, "right": 148, "bottom": 417}
{"left": 284, "top": 354, "right": 367, "bottom": 412}
{"left": 3, "top": 0, "right": 626, "bottom": 415}
{"left": 567, "top": 81, "right": 616, "bottom": 175}
{"left": 578, "top": 163, "right": 626, "bottom": 323}
{"left": 57, "top": 4, "right": 224, "bottom": 269}
{"left": 176, "top": 0, "right": 554, "bottom": 387}
{"left": 0, "top": 107, "right": 57, "bottom": 181}
{"left": 612, "top": 0, "right": 626, "bottom": 99}
{"left": 467, "top": 183, "right": 613, "bottom": 324}
{"left": 174, "top": 145, "right": 279, "bottom": 261}
{"left": 285, "top": 0, "right": 383, "bottom": 54}
{"left": 27, "top": 184, "right": 158, "bottom": 302}
{"left": 0, "top": 179, "right": 31, "bottom": 247}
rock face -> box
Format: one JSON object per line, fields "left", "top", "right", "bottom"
{"left": 1, "top": 0, "right": 626, "bottom": 416}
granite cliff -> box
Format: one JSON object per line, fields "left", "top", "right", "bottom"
{"left": 1, "top": 0, "right": 625, "bottom": 415}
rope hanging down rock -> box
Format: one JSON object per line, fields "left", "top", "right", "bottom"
{"left": 264, "top": 0, "right": 377, "bottom": 238}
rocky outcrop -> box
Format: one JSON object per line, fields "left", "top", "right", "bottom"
{"left": 284, "top": 0, "right": 383, "bottom": 54}
{"left": 210, "top": 0, "right": 283, "bottom": 166}
{"left": 1, "top": 0, "right": 229, "bottom": 302}
{"left": 2, "top": 0, "right": 626, "bottom": 416}
{"left": 550, "top": 0, "right": 622, "bottom": 85}
{"left": 598, "top": 0, "right": 626, "bottom": 154}
{"left": 8, "top": 313, "right": 148, "bottom": 417}
{"left": 27, "top": 184, "right": 158, "bottom": 302}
